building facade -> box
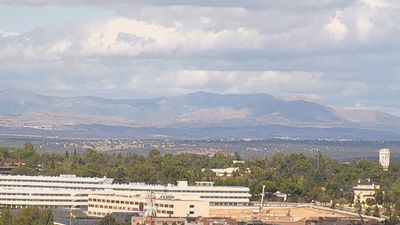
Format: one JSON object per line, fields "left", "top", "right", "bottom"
{"left": 88, "top": 192, "right": 209, "bottom": 218}
{"left": 353, "top": 179, "right": 380, "bottom": 205}
{"left": 0, "top": 174, "right": 250, "bottom": 209}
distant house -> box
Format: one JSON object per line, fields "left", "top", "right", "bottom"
{"left": 202, "top": 166, "right": 250, "bottom": 177}
{"left": 211, "top": 167, "right": 239, "bottom": 177}
{"left": 0, "top": 162, "right": 26, "bottom": 175}
{"left": 353, "top": 179, "right": 380, "bottom": 205}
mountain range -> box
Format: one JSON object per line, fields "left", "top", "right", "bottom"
{"left": 1, "top": 88, "right": 400, "bottom": 140}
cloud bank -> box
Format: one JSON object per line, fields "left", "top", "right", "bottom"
{"left": 0, "top": 0, "right": 399, "bottom": 114}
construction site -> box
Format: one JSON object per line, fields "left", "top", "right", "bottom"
{"left": 208, "top": 185, "right": 383, "bottom": 225}
{"left": 210, "top": 205, "right": 381, "bottom": 225}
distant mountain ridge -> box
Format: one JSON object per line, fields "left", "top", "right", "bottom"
{"left": 0, "top": 89, "right": 400, "bottom": 140}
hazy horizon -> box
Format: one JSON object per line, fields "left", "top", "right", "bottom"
{"left": 0, "top": 0, "right": 400, "bottom": 115}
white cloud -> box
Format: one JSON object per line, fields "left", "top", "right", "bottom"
{"left": 123, "top": 70, "right": 338, "bottom": 97}
{"left": 324, "top": 17, "right": 349, "bottom": 40}
{"left": 0, "top": 30, "right": 19, "bottom": 38}
{"left": 0, "top": 0, "right": 354, "bottom": 8}
{"left": 362, "top": 0, "right": 388, "bottom": 8}
{"left": 0, "top": 0, "right": 400, "bottom": 114}
{"left": 79, "top": 17, "right": 265, "bottom": 56}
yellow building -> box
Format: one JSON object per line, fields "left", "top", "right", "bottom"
{"left": 87, "top": 191, "right": 209, "bottom": 218}
{"left": 353, "top": 179, "right": 380, "bottom": 205}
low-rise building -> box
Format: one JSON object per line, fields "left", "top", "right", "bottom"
{"left": 0, "top": 162, "right": 26, "bottom": 175}
{"left": 132, "top": 216, "right": 187, "bottom": 225}
{"left": 87, "top": 192, "right": 209, "bottom": 218}
{"left": 353, "top": 179, "right": 380, "bottom": 205}
{"left": 211, "top": 168, "right": 239, "bottom": 177}
{"left": 202, "top": 167, "right": 250, "bottom": 177}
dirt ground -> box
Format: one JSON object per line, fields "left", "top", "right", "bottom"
{"left": 210, "top": 206, "right": 358, "bottom": 222}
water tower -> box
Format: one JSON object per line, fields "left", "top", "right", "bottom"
{"left": 379, "top": 148, "right": 390, "bottom": 171}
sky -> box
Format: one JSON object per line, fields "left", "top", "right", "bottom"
{"left": 0, "top": 0, "right": 399, "bottom": 115}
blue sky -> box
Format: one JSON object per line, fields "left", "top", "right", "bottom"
{"left": 0, "top": 5, "right": 113, "bottom": 32}
{"left": 0, "top": 0, "right": 399, "bottom": 115}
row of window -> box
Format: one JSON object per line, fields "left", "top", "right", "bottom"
{"left": 200, "top": 196, "right": 248, "bottom": 199}
{"left": 157, "top": 210, "right": 173, "bottom": 215}
{"left": 0, "top": 184, "right": 99, "bottom": 190}
{"left": 0, "top": 180, "right": 104, "bottom": 185}
{"left": 88, "top": 207, "right": 174, "bottom": 216}
{"left": 89, "top": 199, "right": 140, "bottom": 205}
{"left": 88, "top": 211, "right": 108, "bottom": 216}
{"left": 89, "top": 204, "right": 138, "bottom": 211}
{"left": 0, "top": 193, "right": 29, "bottom": 196}
{"left": 0, "top": 185, "right": 248, "bottom": 195}
{"left": 31, "top": 193, "right": 71, "bottom": 196}
{"left": 88, "top": 198, "right": 174, "bottom": 208}
{"left": 4, "top": 204, "right": 73, "bottom": 210}
{"left": 210, "top": 202, "right": 247, "bottom": 206}
{"left": 0, "top": 199, "right": 86, "bottom": 202}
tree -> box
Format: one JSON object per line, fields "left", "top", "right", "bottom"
{"left": 254, "top": 181, "right": 277, "bottom": 198}
{"left": 234, "top": 152, "right": 242, "bottom": 160}
{"left": 365, "top": 206, "right": 372, "bottom": 216}
{"left": 10, "top": 167, "right": 37, "bottom": 176}
{"left": 373, "top": 205, "right": 380, "bottom": 217}
{"left": 354, "top": 196, "right": 362, "bottom": 215}
{"left": 23, "top": 142, "right": 34, "bottom": 152}
{"left": 99, "top": 214, "right": 115, "bottom": 225}
{"left": 366, "top": 198, "right": 376, "bottom": 206}
{"left": 0, "top": 208, "right": 13, "bottom": 225}
{"left": 2, "top": 207, "right": 54, "bottom": 225}
{"left": 375, "top": 190, "right": 384, "bottom": 205}
{"left": 0, "top": 144, "right": 400, "bottom": 212}
{"left": 280, "top": 180, "right": 303, "bottom": 196}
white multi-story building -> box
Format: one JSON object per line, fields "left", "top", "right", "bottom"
{"left": 0, "top": 174, "right": 251, "bottom": 210}
{"left": 379, "top": 148, "right": 390, "bottom": 171}
{"left": 0, "top": 187, "right": 89, "bottom": 209}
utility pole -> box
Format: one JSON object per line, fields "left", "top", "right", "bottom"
{"left": 259, "top": 185, "right": 266, "bottom": 212}
{"left": 316, "top": 149, "right": 321, "bottom": 170}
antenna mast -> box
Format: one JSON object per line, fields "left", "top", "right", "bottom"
{"left": 145, "top": 192, "right": 157, "bottom": 225}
